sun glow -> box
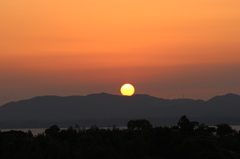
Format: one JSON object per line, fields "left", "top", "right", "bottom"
{"left": 120, "top": 84, "right": 135, "bottom": 96}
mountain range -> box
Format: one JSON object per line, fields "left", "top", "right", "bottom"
{"left": 0, "top": 93, "right": 240, "bottom": 128}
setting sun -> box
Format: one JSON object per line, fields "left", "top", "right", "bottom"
{"left": 120, "top": 84, "right": 135, "bottom": 96}
{"left": 1, "top": 0, "right": 240, "bottom": 105}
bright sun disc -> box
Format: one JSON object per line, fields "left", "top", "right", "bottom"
{"left": 120, "top": 83, "right": 135, "bottom": 96}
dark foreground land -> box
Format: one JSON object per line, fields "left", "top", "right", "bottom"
{"left": 1, "top": 116, "right": 240, "bottom": 159}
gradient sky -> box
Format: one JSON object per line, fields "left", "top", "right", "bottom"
{"left": 1, "top": 0, "right": 240, "bottom": 105}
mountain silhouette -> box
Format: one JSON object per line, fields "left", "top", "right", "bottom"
{"left": 0, "top": 93, "right": 240, "bottom": 128}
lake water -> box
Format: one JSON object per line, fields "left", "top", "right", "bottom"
{"left": 230, "top": 125, "right": 240, "bottom": 131}
{"left": 0, "top": 127, "right": 124, "bottom": 135}
{"left": 1, "top": 125, "right": 240, "bottom": 135}
{"left": 0, "top": 128, "right": 51, "bottom": 135}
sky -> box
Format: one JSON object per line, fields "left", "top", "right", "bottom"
{"left": 1, "top": 0, "right": 240, "bottom": 105}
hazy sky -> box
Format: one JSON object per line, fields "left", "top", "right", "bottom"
{"left": 1, "top": 0, "right": 240, "bottom": 105}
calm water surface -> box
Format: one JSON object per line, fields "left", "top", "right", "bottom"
{"left": 1, "top": 126, "right": 240, "bottom": 135}
{"left": 0, "top": 127, "right": 124, "bottom": 135}
{"left": 0, "top": 128, "right": 67, "bottom": 135}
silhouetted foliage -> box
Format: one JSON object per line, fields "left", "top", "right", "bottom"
{"left": 127, "top": 119, "right": 153, "bottom": 130}
{"left": 45, "top": 125, "right": 60, "bottom": 137}
{"left": 178, "top": 115, "right": 199, "bottom": 135}
{"left": 0, "top": 116, "right": 240, "bottom": 159}
{"left": 216, "top": 123, "right": 235, "bottom": 136}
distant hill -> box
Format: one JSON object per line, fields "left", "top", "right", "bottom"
{"left": 0, "top": 93, "right": 240, "bottom": 128}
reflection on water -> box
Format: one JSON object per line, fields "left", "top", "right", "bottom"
{"left": 0, "top": 128, "right": 66, "bottom": 135}
{"left": 1, "top": 125, "right": 240, "bottom": 135}
{"left": 0, "top": 127, "right": 127, "bottom": 135}
{"left": 230, "top": 125, "right": 240, "bottom": 131}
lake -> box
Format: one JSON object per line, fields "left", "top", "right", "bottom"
{"left": 0, "top": 127, "right": 125, "bottom": 135}
{"left": 1, "top": 125, "right": 240, "bottom": 135}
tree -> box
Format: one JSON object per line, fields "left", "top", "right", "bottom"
{"left": 45, "top": 125, "right": 60, "bottom": 137}
{"left": 127, "top": 119, "right": 153, "bottom": 130}
{"left": 178, "top": 115, "right": 198, "bottom": 135}
{"left": 195, "top": 123, "right": 216, "bottom": 136}
{"left": 216, "top": 124, "right": 235, "bottom": 136}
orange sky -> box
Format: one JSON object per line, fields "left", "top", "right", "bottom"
{"left": 1, "top": 0, "right": 240, "bottom": 105}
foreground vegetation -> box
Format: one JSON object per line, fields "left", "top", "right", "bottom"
{"left": 1, "top": 116, "right": 240, "bottom": 159}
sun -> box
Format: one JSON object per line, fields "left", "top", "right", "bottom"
{"left": 120, "top": 83, "right": 135, "bottom": 96}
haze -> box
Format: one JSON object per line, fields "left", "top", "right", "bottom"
{"left": 1, "top": 0, "right": 240, "bottom": 105}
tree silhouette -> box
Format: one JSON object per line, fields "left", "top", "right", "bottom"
{"left": 178, "top": 115, "right": 198, "bottom": 135}
{"left": 45, "top": 125, "right": 60, "bottom": 137}
{"left": 216, "top": 123, "right": 235, "bottom": 136}
{"left": 127, "top": 119, "right": 153, "bottom": 130}
{"left": 0, "top": 117, "right": 240, "bottom": 159}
